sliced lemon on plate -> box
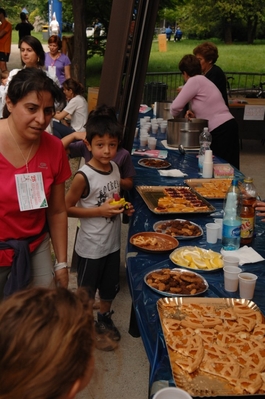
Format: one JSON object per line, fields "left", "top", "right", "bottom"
{"left": 210, "top": 256, "right": 223, "bottom": 268}
{"left": 174, "top": 256, "right": 190, "bottom": 267}
{"left": 170, "top": 246, "right": 223, "bottom": 271}
{"left": 193, "top": 258, "right": 207, "bottom": 269}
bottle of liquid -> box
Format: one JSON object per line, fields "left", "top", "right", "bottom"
{"left": 198, "top": 127, "right": 212, "bottom": 173}
{"left": 240, "top": 177, "right": 257, "bottom": 245}
{"left": 222, "top": 179, "right": 242, "bottom": 250}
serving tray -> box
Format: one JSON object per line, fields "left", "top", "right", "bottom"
{"left": 136, "top": 185, "right": 216, "bottom": 214}
{"left": 157, "top": 297, "right": 265, "bottom": 397}
{"left": 184, "top": 178, "right": 233, "bottom": 199}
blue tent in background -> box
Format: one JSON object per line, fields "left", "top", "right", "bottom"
{"left": 21, "top": 8, "right": 29, "bottom": 14}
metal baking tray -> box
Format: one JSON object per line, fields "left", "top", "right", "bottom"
{"left": 136, "top": 186, "right": 216, "bottom": 214}
{"left": 157, "top": 297, "right": 265, "bottom": 397}
{"left": 184, "top": 178, "right": 233, "bottom": 199}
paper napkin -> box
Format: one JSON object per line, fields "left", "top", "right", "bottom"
{"left": 158, "top": 169, "right": 187, "bottom": 177}
{"left": 221, "top": 246, "right": 265, "bottom": 266}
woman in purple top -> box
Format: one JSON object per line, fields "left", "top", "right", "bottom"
{"left": 45, "top": 35, "right": 71, "bottom": 86}
{"left": 170, "top": 54, "right": 239, "bottom": 169}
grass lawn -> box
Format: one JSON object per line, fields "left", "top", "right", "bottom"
{"left": 12, "top": 32, "right": 265, "bottom": 88}
{"left": 86, "top": 38, "right": 265, "bottom": 88}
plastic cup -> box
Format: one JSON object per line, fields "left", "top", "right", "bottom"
{"left": 223, "top": 255, "right": 240, "bottom": 267}
{"left": 140, "top": 128, "right": 148, "bottom": 135}
{"left": 148, "top": 137, "right": 157, "bottom": 150}
{"left": 144, "top": 116, "right": 151, "bottom": 122}
{"left": 214, "top": 218, "right": 223, "bottom": 239}
{"left": 151, "top": 124, "right": 159, "bottom": 134}
{"left": 153, "top": 387, "right": 192, "bottom": 399}
{"left": 160, "top": 125, "right": 167, "bottom": 133}
{"left": 204, "top": 149, "right": 213, "bottom": 162}
{"left": 140, "top": 118, "right": 146, "bottom": 127}
{"left": 238, "top": 273, "right": 258, "bottom": 299}
{"left": 223, "top": 266, "right": 241, "bottom": 292}
{"left": 140, "top": 136, "right": 148, "bottom": 147}
{"left": 205, "top": 223, "right": 220, "bottom": 244}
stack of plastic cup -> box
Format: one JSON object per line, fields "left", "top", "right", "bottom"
{"left": 151, "top": 122, "right": 159, "bottom": 135}
{"left": 160, "top": 120, "right": 168, "bottom": 134}
{"left": 148, "top": 137, "right": 157, "bottom": 150}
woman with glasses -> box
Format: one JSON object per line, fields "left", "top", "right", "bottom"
{"left": 0, "top": 68, "right": 71, "bottom": 299}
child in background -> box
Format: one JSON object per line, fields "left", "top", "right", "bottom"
{"left": 52, "top": 78, "right": 88, "bottom": 139}
{"left": 65, "top": 114, "right": 134, "bottom": 350}
{"left": 0, "top": 69, "right": 9, "bottom": 118}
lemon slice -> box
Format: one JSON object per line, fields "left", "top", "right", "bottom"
{"left": 210, "top": 257, "right": 223, "bottom": 268}
{"left": 182, "top": 249, "right": 200, "bottom": 257}
{"left": 193, "top": 258, "right": 207, "bottom": 269}
{"left": 183, "top": 253, "right": 200, "bottom": 263}
{"left": 176, "top": 256, "right": 190, "bottom": 267}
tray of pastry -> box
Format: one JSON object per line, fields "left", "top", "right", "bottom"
{"left": 136, "top": 186, "right": 215, "bottom": 214}
{"left": 157, "top": 296, "right": 265, "bottom": 397}
{"left": 184, "top": 178, "right": 233, "bottom": 199}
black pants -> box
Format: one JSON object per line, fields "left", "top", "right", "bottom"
{"left": 210, "top": 118, "right": 240, "bottom": 170}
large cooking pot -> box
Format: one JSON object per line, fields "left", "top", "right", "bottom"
{"left": 167, "top": 118, "right": 208, "bottom": 148}
{"left": 153, "top": 101, "right": 172, "bottom": 120}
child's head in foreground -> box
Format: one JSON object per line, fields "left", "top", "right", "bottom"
{"left": 0, "top": 286, "right": 95, "bottom": 399}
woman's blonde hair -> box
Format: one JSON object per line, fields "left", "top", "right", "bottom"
{"left": 0, "top": 287, "right": 95, "bottom": 399}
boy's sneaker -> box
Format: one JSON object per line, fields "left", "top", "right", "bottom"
{"left": 95, "top": 310, "right": 121, "bottom": 341}
{"left": 94, "top": 327, "right": 118, "bottom": 351}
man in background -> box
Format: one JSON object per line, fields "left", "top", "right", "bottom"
{"left": 15, "top": 12, "right": 34, "bottom": 47}
{"left": 0, "top": 8, "right": 12, "bottom": 72}
{"left": 50, "top": 14, "right": 60, "bottom": 36}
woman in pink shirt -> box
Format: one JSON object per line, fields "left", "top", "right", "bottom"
{"left": 170, "top": 54, "right": 239, "bottom": 169}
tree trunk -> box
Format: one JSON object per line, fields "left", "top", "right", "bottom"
{"left": 247, "top": 15, "right": 257, "bottom": 44}
{"left": 224, "top": 19, "right": 233, "bottom": 44}
{"left": 71, "top": 0, "right": 87, "bottom": 87}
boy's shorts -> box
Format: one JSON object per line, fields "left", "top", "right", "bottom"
{"left": 77, "top": 249, "right": 120, "bottom": 301}
{"left": 0, "top": 52, "right": 10, "bottom": 62}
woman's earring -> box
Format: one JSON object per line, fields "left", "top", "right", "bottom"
{"left": 37, "top": 57, "right": 40, "bottom": 63}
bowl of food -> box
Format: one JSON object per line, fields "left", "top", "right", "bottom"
{"left": 144, "top": 268, "right": 208, "bottom": 296}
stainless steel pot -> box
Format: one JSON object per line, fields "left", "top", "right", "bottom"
{"left": 153, "top": 101, "right": 172, "bottom": 120}
{"left": 167, "top": 118, "right": 208, "bottom": 148}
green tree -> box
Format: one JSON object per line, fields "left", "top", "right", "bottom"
{"left": 175, "top": 0, "right": 265, "bottom": 44}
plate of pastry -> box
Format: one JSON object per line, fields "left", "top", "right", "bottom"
{"left": 153, "top": 219, "right": 203, "bottom": 240}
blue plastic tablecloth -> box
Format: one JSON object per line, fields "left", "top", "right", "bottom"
{"left": 126, "top": 142, "right": 265, "bottom": 398}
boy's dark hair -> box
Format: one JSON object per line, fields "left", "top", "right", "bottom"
{"left": 179, "top": 54, "right": 202, "bottom": 77}
{"left": 85, "top": 114, "right": 123, "bottom": 144}
{"left": 88, "top": 104, "right": 117, "bottom": 121}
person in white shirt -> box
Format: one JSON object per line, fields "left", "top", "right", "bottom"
{"left": 52, "top": 78, "right": 88, "bottom": 139}
{"left": 49, "top": 15, "right": 60, "bottom": 36}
